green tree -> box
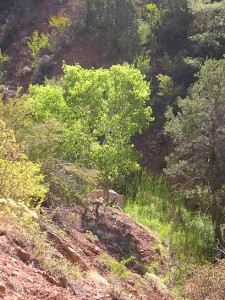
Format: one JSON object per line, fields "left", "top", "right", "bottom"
{"left": 84, "top": 0, "right": 139, "bottom": 59}
{"left": 144, "top": 0, "right": 191, "bottom": 55}
{"left": 28, "top": 63, "right": 153, "bottom": 189}
{"left": 0, "top": 119, "right": 47, "bottom": 207}
{"left": 164, "top": 58, "right": 225, "bottom": 242}
{"left": 188, "top": 0, "right": 225, "bottom": 58}
{"left": 27, "top": 30, "right": 49, "bottom": 67}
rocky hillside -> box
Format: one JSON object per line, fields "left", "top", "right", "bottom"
{"left": 0, "top": 0, "right": 112, "bottom": 89}
{"left": 0, "top": 204, "right": 172, "bottom": 299}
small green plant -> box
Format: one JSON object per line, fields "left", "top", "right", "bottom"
{"left": 49, "top": 13, "right": 71, "bottom": 32}
{"left": 85, "top": 230, "right": 99, "bottom": 243}
{"left": 0, "top": 198, "right": 38, "bottom": 224}
{"left": 98, "top": 254, "right": 135, "bottom": 279}
{"left": 0, "top": 49, "right": 9, "bottom": 83}
{"left": 0, "top": 49, "right": 9, "bottom": 66}
{"left": 27, "top": 31, "right": 49, "bottom": 68}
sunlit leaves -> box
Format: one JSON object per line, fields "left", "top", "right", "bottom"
{"left": 49, "top": 13, "right": 71, "bottom": 32}
{"left": 27, "top": 30, "right": 49, "bottom": 67}
{"left": 0, "top": 119, "right": 47, "bottom": 207}
{"left": 28, "top": 63, "right": 153, "bottom": 184}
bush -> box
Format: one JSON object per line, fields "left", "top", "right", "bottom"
{"left": 0, "top": 48, "right": 9, "bottom": 83}
{"left": 43, "top": 159, "right": 98, "bottom": 206}
{"left": 48, "top": 13, "right": 72, "bottom": 55}
{"left": 27, "top": 31, "right": 49, "bottom": 68}
{"left": 31, "top": 55, "right": 52, "bottom": 84}
{"left": 0, "top": 119, "right": 47, "bottom": 207}
{"left": 182, "top": 260, "right": 225, "bottom": 299}
{"left": 98, "top": 254, "right": 135, "bottom": 279}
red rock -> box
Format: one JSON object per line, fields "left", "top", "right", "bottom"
{"left": 0, "top": 283, "right": 6, "bottom": 295}
{"left": 17, "top": 247, "right": 31, "bottom": 262}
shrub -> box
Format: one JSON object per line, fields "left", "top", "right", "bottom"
{"left": 98, "top": 254, "right": 135, "bottom": 279}
{"left": 0, "top": 48, "right": 9, "bottom": 83}
{"left": 43, "top": 159, "right": 98, "bottom": 206}
{"left": 31, "top": 55, "right": 52, "bottom": 84}
{"left": 48, "top": 13, "right": 72, "bottom": 54}
{"left": 49, "top": 13, "right": 71, "bottom": 32}
{"left": 182, "top": 260, "right": 225, "bottom": 299}
{"left": 0, "top": 119, "right": 47, "bottom": 207}
{"left": 27, "top": 30, "right": 49, "bottom": 68}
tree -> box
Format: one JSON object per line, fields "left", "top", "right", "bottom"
{"left": 188, "top": 0, "right": 225, "bottom": 58}
{"left": 147, "top": 0, "right": 191, "bottom": 55}
{"left": 84, "top": 0, "right": 139, "bottom": 59}
{"left": 28, "top": 63, "right": 153, "bottom": 190}
{"left": 164, "top": 58, "right": 225, "bottom": 242}
{"left": 0, "top": 119, "right": 47, "bottom": 207}
{"left": 27, "top": 30, "right": 49, "bottom": 68}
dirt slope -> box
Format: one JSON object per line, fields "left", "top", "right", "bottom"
{"left": 0, "top": 205, "right": 172, "bottom": 299}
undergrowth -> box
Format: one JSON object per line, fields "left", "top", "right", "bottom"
{"left": 124, "top": 172, "right": 216, "bottom": 289}
{"left": 98, "top": 254, "right": 135, "bottom": 280}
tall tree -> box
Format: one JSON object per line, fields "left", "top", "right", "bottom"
{"left": 85, "top": 0, "right": 139, "bottom": 59}
{"left": 188, "top": 0, "right": 225, "bottom": 58}
{"left": 28, "top": 63, "right": 153, "bottom": 188}
{"left": 164, "top": 58, "right": 225, "bottom": 242}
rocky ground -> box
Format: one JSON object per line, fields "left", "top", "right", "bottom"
{"left": 0, "top": 205, "right": 172, "bottom": 299}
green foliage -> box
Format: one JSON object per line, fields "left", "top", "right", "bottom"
{"left": 28, "top": 63, "right": 152, "bottom": 188}
{"left": 85, "top": 0, "right": 139, "bottom": 59}
{"left": 138, "top": 21, "right": 153, "bottom": 47}
{"left": 0, "top": 198, "right": 38, "bottom": 222}
{"left": 48, "top": 13, "right": 72, "bottom": 54}
{"left": 27, "top": 30, "right": 49, "bottom": 68}
{"left": 133, "top": 51, "right": 152, "bottom": 79}
{"left": 144, "top": 3, "right": 161, "bottom": 27}
{"left": 0, "top": 91, "right": 33, "bottom": 142}
{"left": 138, "top": 2, "right": 162, "bottom": 50}
{"left": 125, "top": 172, "right": 216, "bottom": 263}
{"left": 164, "top": 58, "right": 225, "bottom": 194}
{"left": 155, "top": 0, "right": 190, "bottom": 55}
{"left": 0, "top": 48, "right": 9, "bottom": 66}
{"left": 188, "top": 0, "right": 225, "bottom": 58}
{"left": 98, "top": 254, "right": 135, "bottom": 279}
{"left": 43, "top": 159, "right": 98, "bottom": 206}
{"left": 0, "top": 48, "right": 9, "bottom": 83}
{"left": 31, "top": 55, "right": 52, "bottom": 85}
{"left": 0, "top": 119, "right": 47, "bottom": 207}
{"left": 164, "top": 57, "right": 225, "bottom": 242}
{"left": 49, "top": 13, "right": 71, "bottom": 32}
{"left": 154, "top": 73, "right": 183, "bottom": 112}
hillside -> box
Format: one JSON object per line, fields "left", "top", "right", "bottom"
{"left": 0, "top": 0, "right": 225, "bottom": 299}
{"left": 0, "top": 204, "right": 172, "bottom": 299}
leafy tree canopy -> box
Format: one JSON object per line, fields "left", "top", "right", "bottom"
{"left": 28, "top": 63, "right": 153, "bottom": 186}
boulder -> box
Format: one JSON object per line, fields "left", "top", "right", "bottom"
{"left": 89, "top": 189, "right": 125, "bottom": 207}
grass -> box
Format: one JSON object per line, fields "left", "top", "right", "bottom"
{"left": 124, "top": 172, "right": 216, "bottom": 265}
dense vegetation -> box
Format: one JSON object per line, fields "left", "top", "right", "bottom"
{"left": 0, "top": 0, "right": 225, "bottom": 298}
